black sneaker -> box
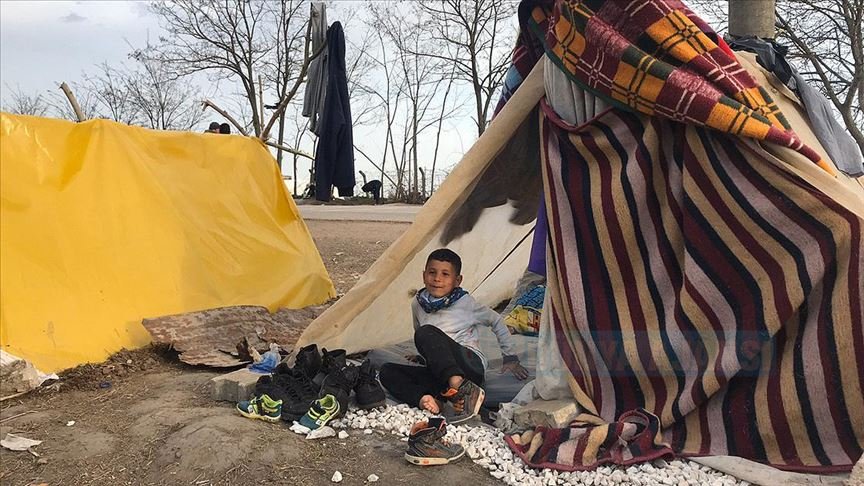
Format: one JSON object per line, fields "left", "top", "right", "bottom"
{"left": 319, "top": 366, "right": 354, "bottom": 418}
{"left": 404, "top": 417, "right": 465, "bottom": 466}
{"left": 354, "top": 360, "right": 386, "bottom": 410}
{"left": 294, "top": 344, "right": 322, "bottom": 378}
{"left": 313, "top": 348, "right": 346, "bottom": 388}
{"left": 442, "top": 379, "right": 485, "bottom": 425}
{"left": 278, "top": 368, "right": 319, "bottom": 422}
{"left": 253, "top": 374, "right": 277, "bottom": 399}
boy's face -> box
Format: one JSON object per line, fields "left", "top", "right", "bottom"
{"left": 423, "top": 259, "right": 462, "bottom": 298}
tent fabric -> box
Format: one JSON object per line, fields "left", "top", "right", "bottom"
{"left": 0, "top": 114, "right": 335, "bottom": 373}
{"left": 519, "top": 103, "right": 863, "bottom": 473}
{"left": 505, "top": 0, "right": 863, "bottom": 473}
{"left": 521, "top": 0, "right": 835, "bottom": 175}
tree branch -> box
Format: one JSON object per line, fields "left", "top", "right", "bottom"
{"left": 264, "top": 140, "right": 314, "bottom": 160}
{"left": 59, "top": 82, "right": 86, "bottom": 122}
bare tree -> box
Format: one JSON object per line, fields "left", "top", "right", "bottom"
{"left": 776, "top": 0, "right": 863, "bottom": 153}
{"left": 366, "top": 2, "right": 460, "bottom": 201}
{"left": 415, "top": 0, "right": 518, "bottom": 136}
{"left": 356, "top": 24, "right": 408, "bottom": 196}
{"left": 80, "top": 63, "right": 139, "bottom": 124}
{"left": 125, "top": 49, "right": 205, "bottom": 130}
{"left": 261, "top": 0, "right": 307, "bottom": 166}
{"left": 4, "top": 84, "right": 49, "bottom": 116}
{"left": 149, "top": 0, "right": 307, "bottom": 136}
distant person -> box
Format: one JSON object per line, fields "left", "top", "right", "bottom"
{"left": 219, "top": 123, "right": 231, "bottom": 134}
{"left": 206, "top": 121, "right": 220, "bottom": 133}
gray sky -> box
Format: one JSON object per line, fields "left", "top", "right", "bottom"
{"left": 1, "top": 1, "right": 160, "bottom": 97}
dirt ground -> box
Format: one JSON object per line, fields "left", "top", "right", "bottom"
{"left": 0, "top": 220, "right": 500, "bottom": 486}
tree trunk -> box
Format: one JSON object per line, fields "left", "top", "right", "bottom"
{"left": 729, "top": 0, "right": 776, "bottom": 39}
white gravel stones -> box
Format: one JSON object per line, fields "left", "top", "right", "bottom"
{"left": 338, "top": 430, "right": 350, "bottom": 439}
{"left": 366, "top": 473, "right": 379, "bottom": 482}
{"left": 331, "top": 470, "right": 343, "bottom": 483}
{"left": 331, "top": 404, "right": 748, "bottom": 486}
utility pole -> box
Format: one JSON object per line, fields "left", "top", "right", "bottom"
{"left": 728, "top": 0, "right": 776, "bottom": 38}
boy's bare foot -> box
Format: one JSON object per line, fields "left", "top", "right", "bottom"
{"left": 447, "top": 375, "right": 464, "bottom": 389}
{"left": 419, "top": 395, "right": 440, "bottom": 414}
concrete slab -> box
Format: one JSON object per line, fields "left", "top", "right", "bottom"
{"left": 513, "top": 399, "right": 580, "bottom": 428}
{"left": 210, "top": 368, "right": 262, "bottom": 402}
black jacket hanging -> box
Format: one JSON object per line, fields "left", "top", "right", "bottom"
{"left": 314, "top": 21, "right": 355, "bottom": 201}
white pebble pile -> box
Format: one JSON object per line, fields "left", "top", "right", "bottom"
{"left": 328, "top": 404, "right": 750, "bottom": 486}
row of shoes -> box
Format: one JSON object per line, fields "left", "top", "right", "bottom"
{"left": 236, "top": 344, "right": 386, "bottom": 429}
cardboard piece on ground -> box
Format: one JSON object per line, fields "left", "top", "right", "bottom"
{"left": 144, "top": 305, "right": 326, "bottom": 367}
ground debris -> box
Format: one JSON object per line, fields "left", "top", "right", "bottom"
{"left": 1, "top": 433, "right": 42, "bottom": 451}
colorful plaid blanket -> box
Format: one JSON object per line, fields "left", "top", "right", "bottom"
{"left": 501, "top": 0, "right": 863, "bottom": 473}
{"left": 521, "top": 0, "right": 834, "bottom": 175}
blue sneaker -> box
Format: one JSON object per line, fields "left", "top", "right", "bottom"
{"left": 236, "top": 394, "right": 282, "bottom": 423}
{"left": 298, "top": 394, "right": 340, "bottom": 430}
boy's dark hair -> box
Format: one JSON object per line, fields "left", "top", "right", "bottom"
{"left": 207, "top": 121, "right": 220, "bottom": 132}
{"left": 219, "top": 123, "right": 231, "bottom": 134}
{"left": 426, "top": 248, "right": 461, "bottom": 275}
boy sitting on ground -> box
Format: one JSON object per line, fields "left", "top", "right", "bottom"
{"left": 379, "top": 248, "right": 529, "bottom": 424}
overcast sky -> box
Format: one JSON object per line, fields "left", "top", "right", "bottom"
{"left": 1, "top": 1, "right": 161, "bottom": 97}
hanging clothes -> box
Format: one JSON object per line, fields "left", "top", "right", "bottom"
{"left": 302, "top": 2, "right": 328, "bottom": 135}
{"left": 314, "top": 21, "right": 355, "bottom": 201}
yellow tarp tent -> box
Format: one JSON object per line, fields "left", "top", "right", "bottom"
{"left": 0, "top": 113, "right": 335, "bottom": 373}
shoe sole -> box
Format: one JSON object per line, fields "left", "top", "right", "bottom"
{"left": 447, "top": 388, "right": 485, "bottom": 425}
{"left": 404, "top": 448, "right": 465, "bottom": 466}
{"left": 236, "top": 407, "right": 281, "bottom": 423}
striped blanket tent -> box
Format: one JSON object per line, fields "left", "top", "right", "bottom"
{"left": 503, "top": 0, "right": 864, "bottom": 473}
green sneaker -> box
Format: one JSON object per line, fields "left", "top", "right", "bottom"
{"left": 298, "top": 394, "right": 340, "bottom": 430}
{"left": 236, "top": 394, "right": 282, "bottom": 423}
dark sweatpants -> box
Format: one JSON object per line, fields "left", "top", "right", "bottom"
{"left": 379, "top": 325, "right": 485, "bottom": 408}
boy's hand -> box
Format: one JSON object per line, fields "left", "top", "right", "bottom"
{"left": 500, "top": 360, "right": 529, "bottom": 380}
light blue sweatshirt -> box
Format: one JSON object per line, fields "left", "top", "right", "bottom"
{"left": 411, "top": 293, "right": 517, "bottom": 370}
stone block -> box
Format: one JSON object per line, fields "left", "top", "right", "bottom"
{"left": 513, "top": 399, "right": 580, "bottom": 428}
{"left": 210, "top": 368, "right": 262, "bottom": 402}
